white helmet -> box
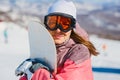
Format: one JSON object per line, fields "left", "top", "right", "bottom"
{"left": 47, "top": 0, "right": 77, "bottom": 19}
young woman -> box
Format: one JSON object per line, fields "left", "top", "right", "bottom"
{"left": 19, "top": 0, "right": 98, "bottom": 80}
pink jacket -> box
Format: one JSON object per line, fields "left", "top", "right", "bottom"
{"left": 32, "top": 59, "right": 93, "bottom": 80}
{"left": 20, "top": 23, "right": 93, "bottom": 80}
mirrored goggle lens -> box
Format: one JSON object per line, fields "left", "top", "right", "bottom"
{"left": 45, "top": 16, "right": 73, "bottom": 31}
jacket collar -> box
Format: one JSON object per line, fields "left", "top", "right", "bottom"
{"left": 56, "top": 38, "right": 75, "bottom": 49}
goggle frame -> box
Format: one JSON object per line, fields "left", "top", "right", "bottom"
{"left": 44, "top": 13, "right": 76, "bottom": 32}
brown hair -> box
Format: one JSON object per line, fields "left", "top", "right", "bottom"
{"left": 70, "top": 30, "right": 99, "bottom": 56}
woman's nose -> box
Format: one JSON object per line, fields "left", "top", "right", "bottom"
{"left": 55, "top": 28, "right": 61, "bottom": 33}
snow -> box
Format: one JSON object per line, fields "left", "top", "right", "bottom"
{"left": 0, "top": 22, "right": 30, "bottom": 80}
{"left": 0, "top": 22, "right": 120, "bottom": 80}
{"left": 90, "top": 35, "right": 120, "bottom": 80}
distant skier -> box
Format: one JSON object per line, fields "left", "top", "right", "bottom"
{"left": 102, "top": 43, "right": 108, "bottom": 56}
{"left": 3, "top": 27, "right": 8, "bottom": 44}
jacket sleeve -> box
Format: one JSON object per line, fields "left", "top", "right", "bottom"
{"left": 31, "top": 58, "right": 93, "bottom": 80}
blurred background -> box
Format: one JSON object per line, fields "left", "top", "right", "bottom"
{"left": 0, "top": 0, "right": 120, "bottom": 80}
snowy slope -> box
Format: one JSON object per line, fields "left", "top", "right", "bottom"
{"left": 90, "top": 35, "right": 120, "bottom": 68}
{"left": 90, "top": 35, "right": 120, "bottom": 80}
{"left": 0, "top": 22, "right": 120, "bottom": 80}
{"left": 0, "top": 22, "right": 30, "bottom": 80}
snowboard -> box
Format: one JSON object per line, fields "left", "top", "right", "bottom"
{"left": 15, "top": 21, "right": 57, "bottom": 80}
{"left": 28, "top": 21, "right": 57, "bottom": 72}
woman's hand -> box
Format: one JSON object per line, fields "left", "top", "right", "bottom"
{"left": 15, "top": 58, "right": 50, "bottom": 80}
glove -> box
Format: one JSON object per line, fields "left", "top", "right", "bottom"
{"left": 15, "top": 58, "right": 50, "bottom": 80}
{"left": 29, "top": 58, "right": 50, "bottom": 73}
{"left": 15, "top": 59, "right": 33, "bottom": 80}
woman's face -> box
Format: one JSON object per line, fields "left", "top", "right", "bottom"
{"left": 48, "top": 29, "right": 72, "bottom": 45}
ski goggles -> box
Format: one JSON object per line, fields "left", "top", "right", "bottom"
{"left": 44, "top": 13, "right": 76, "bottom": 32}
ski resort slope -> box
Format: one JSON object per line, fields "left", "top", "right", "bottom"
{"left": 0, "top": 22, "right": 120, "bottom": 80}
{"left": 0, "top": 22, "right": 30, "bottom": 80}
{"left": 90, "top": 35, "right": 120, "bottom": 80}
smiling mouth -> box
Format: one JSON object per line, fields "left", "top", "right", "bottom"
{"left": 53, "top": 34, "right": 64, "bottom": 39}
